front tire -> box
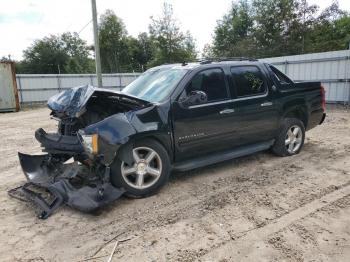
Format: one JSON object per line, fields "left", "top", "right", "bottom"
{"left": 272, "top": 118, "right": 305, "bottom": 157}
{"left": 110, "top": 138, "right": 171, "bottom": 198}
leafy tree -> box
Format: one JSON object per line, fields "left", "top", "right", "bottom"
{"left": 60, "top": 32, "right": 93, "bottom": 73}
{"left": 211, "top": 0, "right": 349, "bottom": 58}
{"left": 126, "top": 33, "right": 155, "bottom": 72}
{"left": 137, "top": 33, "right": 156, "bottom": 66}
{"left": 18, "top": 32, "right": 93, "bottom": 74}
{"left": 298, "top": 1, "right": 317, "bottom": 53}
{"left": 182, "top": 31, "right": 197, "bottom": 59}
{"left": 201, "top": 44, "right": 215, "bottom": 58}
{"left": 148, "top": 3, "right": 197, "bottom": 66}
{"left": 12, "top": 0, "right": 350, "bottom": 74}
{"left": 212, "top": 0, "right": 254, "bottom": 57}
{"left": 20, "top": 35, "right": 67, "bottom": 74}
{"left": 99, "top": 9, "right": 133, "bottom": 73}
{"left": 305, "top": 2, "right": 350, "bottom": 52}
{"left": 318, "top": 1, "right": 346, "bottom": 21}
{"left": 251, "top": 0, "right": 318, "bottom": 57}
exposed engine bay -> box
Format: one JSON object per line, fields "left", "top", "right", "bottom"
{"left": 55, "top": 90, "right": 140, "bottom": 136}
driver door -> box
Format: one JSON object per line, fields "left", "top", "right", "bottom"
{"left": 172, "top": 67, "right": 235, "bottom": 161}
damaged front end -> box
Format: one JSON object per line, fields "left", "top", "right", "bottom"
{"left": 9, "top": 85, "right": 150, "bottom": 218}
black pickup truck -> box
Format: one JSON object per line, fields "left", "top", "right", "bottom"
{"left": 11, "top": 58, "right": 326, "bottom": 218}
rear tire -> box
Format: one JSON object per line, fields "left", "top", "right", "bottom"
{"left": 272, "top": 118, "right": 305, "bottom": 157}
{"left": 110, "top": 138, "right": 171, "bottom": 198}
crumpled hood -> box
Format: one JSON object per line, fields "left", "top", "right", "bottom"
{"left": 47, "top": 85, "right": 149, "bottom": 118}
{"left": 47, "top": 85, "right": 95, "bottom": 117}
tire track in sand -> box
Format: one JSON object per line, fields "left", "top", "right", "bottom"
{"left": 200, "top": 183, "right": 350, "bottom": 261}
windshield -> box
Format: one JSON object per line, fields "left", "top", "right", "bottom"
{"left": 122, "top": 67, "right": 188, "bottom": 103}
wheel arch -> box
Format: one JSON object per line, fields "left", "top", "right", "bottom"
{"left": 116, "top": 132, "right": 174, "bottom": 165}
{"left": 283, "top": 104, "right": 308, "bottom": 129}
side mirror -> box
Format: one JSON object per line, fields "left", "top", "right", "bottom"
{"left": 180, "top": 90, "right": 208, "bottom": 107}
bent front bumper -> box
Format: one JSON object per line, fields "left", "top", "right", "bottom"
{"left": 9, "top": 151, "right": 124, "bottom": 219}
{"left": 35, "top": 128, "right": 84, "bottom": 154}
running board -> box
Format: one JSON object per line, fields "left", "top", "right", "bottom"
{"left": 173, "top": 140, "right": 274, "bottom": 172}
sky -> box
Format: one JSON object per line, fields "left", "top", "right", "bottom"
{"left": 1, "top": 0, "right": 350, "bottom": 60}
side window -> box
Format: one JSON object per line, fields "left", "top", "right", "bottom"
{"left": 186, "top": 68, "right": 229, "bottom": 102}
{"left": 269, "top": 65, "right": 292, "bottom": 85}
{"left": 231, "top": 66, "right": 267, "bottom": 97}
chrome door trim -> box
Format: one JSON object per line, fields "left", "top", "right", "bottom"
{"left": 220, "top": 108, "right": 235, "bottom": 114}
{"left": 261, "top": 101, "right": 273, "bottom": 107}
{"left": 188, "top": 91, "right": 269, "bottom": 109}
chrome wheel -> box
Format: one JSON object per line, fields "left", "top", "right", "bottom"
{"left": 285, "top": 125, "right": 303, "bottom": 154}
{"left": 121, "top": 146, "right": 162, "bottom": 190}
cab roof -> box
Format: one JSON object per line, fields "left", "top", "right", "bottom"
{"left": 154, "top": 57, "right": 262, "bottom": 71}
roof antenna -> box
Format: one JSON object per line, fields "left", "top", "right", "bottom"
{"left": 182, "top": 61, "right": 188, "bottom": 66}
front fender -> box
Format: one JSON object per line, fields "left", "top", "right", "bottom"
{"left": 83, "top": 103, "right": 171, "bottom": 166}
{"left": 83, "top": 113, "right": 136, "bottom": 165}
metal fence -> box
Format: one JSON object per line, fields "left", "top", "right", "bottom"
{"left": 261, "top": 49, "right": 350, "bottom": 103}
{"left": 14, "top": 49, "right": 350, "bottom": 104}
{"left": 16, "top": 73, "right": 141, "bottom": 104}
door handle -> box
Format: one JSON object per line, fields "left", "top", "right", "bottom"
{"left": 220, "top": 108, "right": 235, "bottom": 114}
{"left": 261, "top": 102, "right": 273, "bottom": 107}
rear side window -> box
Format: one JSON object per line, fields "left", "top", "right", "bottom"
{"left": 231, "top": 66, "right": 267, "bottom": 97}
{"left": 186, "top": 68, "right": 229, "bottom": 102}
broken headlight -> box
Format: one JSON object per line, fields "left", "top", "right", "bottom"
{"left": 79, "top": 131, "right": 99, "bottom": 154}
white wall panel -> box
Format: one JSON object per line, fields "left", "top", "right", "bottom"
{"left": 15, "top": 50, "right": 350, "bottom": 104}
{"left": 261, "top": 49, "right": 350, "bottom": 102}
{"left": 16, "top": 73, "right": 141, "bottom": 103}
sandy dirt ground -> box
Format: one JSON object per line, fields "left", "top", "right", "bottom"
{"left": 0, "top": 106, "right": 349, "bottom": 262}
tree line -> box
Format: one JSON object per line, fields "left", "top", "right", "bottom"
{"left": 4, "top": 0, "right": 349, "bottom": 74}
{"left": 206, "top": 0, "right": 350, "bottom": 58}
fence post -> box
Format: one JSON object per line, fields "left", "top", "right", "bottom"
{"left": 90, "top": 75, "right": 94, "bottom": 86}
{"left": 284, "top": 60, "right": 288, "bottom": 75}
{"left": 17, "top": 76, "right": 24, "bottom": 106}
{"left": 56, "top": 74, "right": 61, "bottom": 94}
